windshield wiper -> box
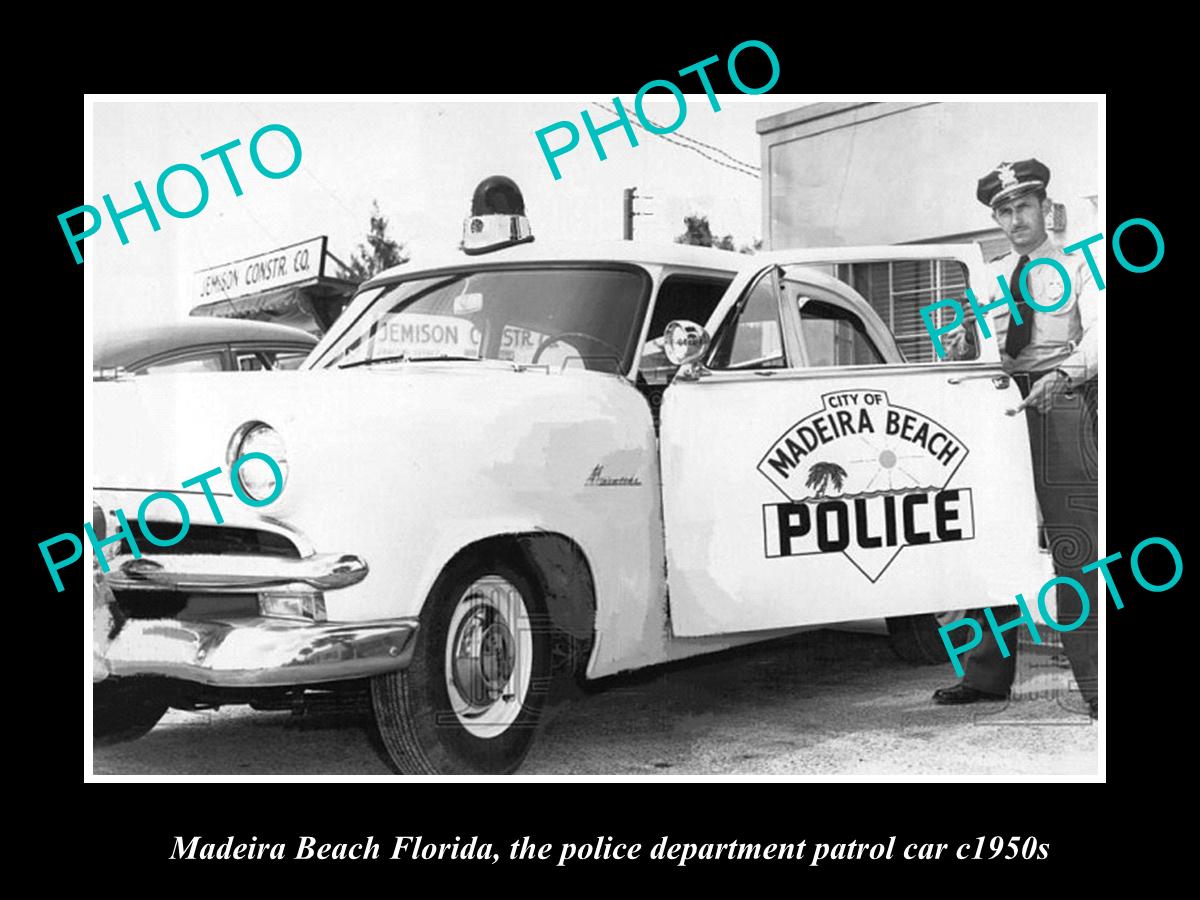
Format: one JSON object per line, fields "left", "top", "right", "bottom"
{"left": 337, "top": 353, "right": 488, "bottom": 369}
{"left": 337, "top": 353, "right": 408, "bottom": 370}
{"left": 406, "top": 354, "right": 484, "bottom": 362}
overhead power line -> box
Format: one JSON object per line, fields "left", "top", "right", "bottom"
{"left": 670, "top": 130, "right": 761, "bottom": 172}
{"left": 164, "top": 104, "right": 282, "bottom": 246}
{"left": 602, "top": 101, "right": 761, "bottom": 173}
{"left": 239, "top": 102, "right": 363, "bottom": 222}
{"left": 591, "top": 103, "right": 760, "bottom": 180}
{"left": 642, "top": 116, "right": 761, "bottom": 171}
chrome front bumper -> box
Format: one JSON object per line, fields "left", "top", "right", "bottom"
{"left": 105, "top": 616, "right": 419, "bottom": 687}
{"left": 99, "top": 546, "right": 412, "bottom": 686}
{"left": 108, "top": 552, "right": 369, "bottom": 593}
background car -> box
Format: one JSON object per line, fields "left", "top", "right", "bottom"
{"left": 95, "top": 318, "right": 317, "bottom": 375}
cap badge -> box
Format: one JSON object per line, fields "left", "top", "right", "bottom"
{"left": 997, "top": 163, "right": 1018, "bottom": 189}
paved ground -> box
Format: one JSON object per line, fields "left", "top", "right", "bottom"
{"left": 93, "top": 629, "right": 1097, "bottom": 777}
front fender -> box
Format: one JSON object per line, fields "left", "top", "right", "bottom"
{"left": 96, "top": 368, "right": 664, "bottom": 657}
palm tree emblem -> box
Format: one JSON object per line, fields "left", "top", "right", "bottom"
{"left": 806, "top": 462, "right": 848, "bottom": 498}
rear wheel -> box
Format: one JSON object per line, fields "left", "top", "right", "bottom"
{"left": 887, "top": 610, "right": 970, "bottom": 665}
{"left": 371, "top": 553, "right": 551, "bottom": 774}
{"left": 93, "top": 677, "right": 169, "bottom": 745}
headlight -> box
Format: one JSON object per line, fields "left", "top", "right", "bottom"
{"left": 228, "top": 421, "right": 288, "bottom": 504}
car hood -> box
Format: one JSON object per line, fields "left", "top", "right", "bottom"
{"left": 93, "top": 364, "right": 629, "bottom": 497}
{"left": 92, "top": 362, "right": 659, "bottom": 625}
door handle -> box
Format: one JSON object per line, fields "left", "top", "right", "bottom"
{"left": 947, "top": 373, "right": 1010, "bottom": 389}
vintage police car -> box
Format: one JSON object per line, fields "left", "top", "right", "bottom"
{"left": 92, "top": 181, "right": 1048, "bottom": 773}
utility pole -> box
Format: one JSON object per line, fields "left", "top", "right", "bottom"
{"left": 623, "top": 187, "right": 652, "bottom": 240}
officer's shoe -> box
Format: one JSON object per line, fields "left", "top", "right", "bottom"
{"left": 932, "top": 684, "right": 1007, "bottom": 705}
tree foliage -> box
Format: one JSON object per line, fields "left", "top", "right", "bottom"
{"left": 344, "top": 201, "right": 409, "bottom": 281}
{"left": 675, "top": 215, "right": 761, "bottom": 254}
{"left": 675, "top": 214, "right": 735, "bottom": 250}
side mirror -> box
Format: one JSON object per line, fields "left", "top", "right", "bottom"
{"left": 662, "top": 320, "right": 711, "bottom": 380}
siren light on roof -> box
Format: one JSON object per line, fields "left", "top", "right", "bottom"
{"left": 462, "top": 176, "right": 534, "bottom": 255}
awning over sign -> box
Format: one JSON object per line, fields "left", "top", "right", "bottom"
{"left": 188, "top": 236, "right": 360, "bottom": 335}
{"left": 190, "top": 280, "right": 359, "bottom": 334}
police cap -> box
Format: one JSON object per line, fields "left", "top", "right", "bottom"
{"left": 977, "top": 158, "right": 1051, "bottom": 208}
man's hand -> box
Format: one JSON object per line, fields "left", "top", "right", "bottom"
{"left": 1008, "top": 370, "right": 1071, "bottom": 415}
{"left": 942, "top": 328, "right": 973, "bottom": 360}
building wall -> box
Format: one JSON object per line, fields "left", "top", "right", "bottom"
{"left": 758, "top": 102, "right": 1099, "bottom": 252}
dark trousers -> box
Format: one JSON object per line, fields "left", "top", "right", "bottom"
{"left": 961, "top": 373, "right": 1098, "bottom": 704}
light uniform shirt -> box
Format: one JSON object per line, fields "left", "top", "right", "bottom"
{"left": 982, "top": 234, "right": 1100, "bottom": 384}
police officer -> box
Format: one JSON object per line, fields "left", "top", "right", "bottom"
{"left": 933, "top": 158, "right": 1099, "bottom": 719}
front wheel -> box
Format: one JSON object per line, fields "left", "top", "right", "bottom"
{"left": 93, "top": 677, "right": 169, "bottom": 745}
{"left": 371, "top": 553, "right": 551, "bottom": 774}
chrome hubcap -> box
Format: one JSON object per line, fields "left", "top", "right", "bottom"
{"left": 451, "top": 610, "right": 516, "bottom": 706}
{"left": 443, "top": 575, "right": 533, "bottom": 738}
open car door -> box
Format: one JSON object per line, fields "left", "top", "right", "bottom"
{"left": 659, "top": 245, "right": 1050, "bottom": 637}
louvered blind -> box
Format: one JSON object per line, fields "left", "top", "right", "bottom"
{"left": 835, "top": 259, "right": 973, "bottom": 363}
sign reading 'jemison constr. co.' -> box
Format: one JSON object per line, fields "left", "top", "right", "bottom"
{"left": 193, "top": 236, "right": 327, "bottom": 304}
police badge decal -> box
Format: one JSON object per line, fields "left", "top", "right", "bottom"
{"left": 759, "top": 390, "right": 975, "bottom": 581}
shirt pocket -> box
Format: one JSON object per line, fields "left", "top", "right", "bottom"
{"left": 1030, "top": 268, "right": 1079, "bottom": 343}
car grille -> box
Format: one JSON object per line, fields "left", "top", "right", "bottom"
{"left": 109, "top": 525, "right": 300, "bottom": 620}
{"left": 119, "top": 524, "right": 301, "bottom": 558}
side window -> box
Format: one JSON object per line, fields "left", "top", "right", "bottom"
{"left": 235, "top": 347, "right": 313, "bottom": 370}
{"left": 708, "top": 273, "right": 786, "bottom": 370}
{"left": 796, "top": 297, "right": 884, "bottom": 366}
{"left": 270, "top": 351, "right": 310, "bottom": 371}
{"left": 140, "top": 351, "right": 226, "bottom": 375}
{"left": 640, "top": 273, "right": 734, "bottom": 383}
{"left": 645, "top": 275, "right": 733, "bottom": 340}
{"left": 832, "top": 259, "right": 977, "bottom": 363}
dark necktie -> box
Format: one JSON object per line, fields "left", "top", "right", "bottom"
{"left": 1004, "top": 254, "right": 1032, "bottom": 358}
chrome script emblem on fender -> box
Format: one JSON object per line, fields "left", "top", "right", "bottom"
{"left": 585, "top": 464, "right": 642, "bottom": 487}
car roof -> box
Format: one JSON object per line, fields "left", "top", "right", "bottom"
{"left": 363, "top": 239, "right": 750, "bottom": 287}
{"left": 325, "top": 240, "right": 980, "bottom": 372}
{"left": 360, "top": 238, "right": 886, "bottom": 332}
{"left": 95, "top": 318, "right": 317, "bottom": 368}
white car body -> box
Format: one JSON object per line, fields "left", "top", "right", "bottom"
{"left": 92, "top": 238, "right": 1049, "bottom": 771}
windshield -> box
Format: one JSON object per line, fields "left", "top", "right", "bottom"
{"left": 314, "top": 266, "right": 651, "bottom": 373}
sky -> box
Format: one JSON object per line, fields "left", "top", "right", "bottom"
{"left": 90, "top": 97, "right": 798, "bottom": 329}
